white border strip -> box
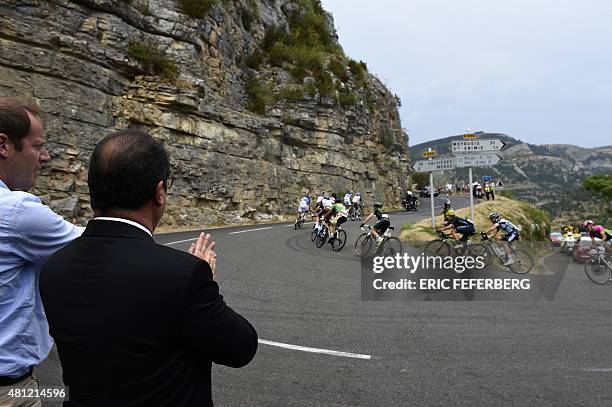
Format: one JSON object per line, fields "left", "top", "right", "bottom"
{"left": 259, "top": 339, "right": 371, "bottom": 360}
{"left": 228, "top": 227, "right": 274, "bottom": 235}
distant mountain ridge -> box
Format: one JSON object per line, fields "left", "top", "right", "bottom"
{"left": 409, "top": 133, "right": 612, "bottom": 220}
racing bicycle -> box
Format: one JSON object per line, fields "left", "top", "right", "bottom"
{"left": 294, "top": 211, "right": 309, "bottom": 230}
{"left": 479, "top": 232, "right": 534, "bottom": 274}
{"left": 315, "top": 221, "right": 347, "bottom": 252}
{"left": 349, "top": 203, "right": 363, "bottom": 221}
{"left": 423, "top": 230, "right": 484, "bottom": 258}
{"left": 584, "top": 245, "right": 612, "bottom": 285}
{"left": 355, "top": 225, "right": 402, "bottom": 257}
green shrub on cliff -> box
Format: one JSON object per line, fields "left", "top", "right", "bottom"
{"left": 379, "top": 126, "right": 395, "bottom": 150}
{"left": 127, "top": 41, "right": 177, "bottom": 81}
{"left": 254, "top": 0, "right": 367, "bottom": 108}
{"left": 277, "top": 85, "right": 304, "bottom": 102}
{"left": 246, "top": 77, "right": 271, "bottom": 115}
{"left": 338, "top": 91, "right": 357, "bottom": 107}
{"left": 177, "top": 0, "right": 216, "bottom": 18}
{"left": 241, "top": 0, "right": 260, "bottom": 30}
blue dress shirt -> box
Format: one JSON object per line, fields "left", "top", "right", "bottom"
{"left": 0, "top": 180, "right": 82, "bottom": 377}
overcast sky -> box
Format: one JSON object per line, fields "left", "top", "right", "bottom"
{"left": 321, "top": 0, "right": 612, "bottom": 148}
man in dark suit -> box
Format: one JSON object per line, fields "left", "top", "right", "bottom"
{"left": 40, "top": 129, "right": 257, "bottom": 406}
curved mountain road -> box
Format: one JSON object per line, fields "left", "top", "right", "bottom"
{"left": 38, "top": 196, "right": 612, "bottom": 406}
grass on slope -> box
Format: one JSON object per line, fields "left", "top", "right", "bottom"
{"left": 400, "top": 196, "right": 550, "bottom": 243}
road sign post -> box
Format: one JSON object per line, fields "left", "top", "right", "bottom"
{"left": 469, "top": 167, "right": 474, "bottom": 221}
{"left": 451, "top": 139, "right": 505, "bottom": 153}
{"left": 455, "top": 153, "right": 503, "bottom": 168}
{"left": 411, "top": 149, "right": 453, "bottom": 228}
{"left": 411, "top": 158, "right": 454, "bottom": 172}
{"left": 451, "top": 134, "right": 506, "bottom": 221}
{"left": 429, "top": 172, "right": 435, "bottom": 228}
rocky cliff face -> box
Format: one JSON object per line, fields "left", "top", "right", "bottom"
{"left": 0, "top": 0, "right": 410, "bottom": 227}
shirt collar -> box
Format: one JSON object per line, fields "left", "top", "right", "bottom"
{"left": 93, "top": 217, "right": 153, "bottom": 237}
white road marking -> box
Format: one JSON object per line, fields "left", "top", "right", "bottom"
{"left": 228, "top": 227, "right": 274, "bottom": 235}
{"left": 258, "top": 339, "right": 371, "bottom": 360}
{"left": 583, "top": 368, "right": 612, "bottom": 372}
{"left": 164, "top": 237, "right": 199, "bottom": 246}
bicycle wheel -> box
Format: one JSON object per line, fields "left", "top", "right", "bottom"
{"left": 349, "top": 207, "right": 356, "bottom": 221}
{"left": 356, "top": 207, "right": 362, "bottom": 220}
{"left": 315, "top": 227, "right": 328, "bottom": 248}
{"left": 465, "top": 243, "right": 491, "bottom": 269}
{"left": 296, "top": 217, "right": 305, "bottom": 229}
{"left": 332, "top": 230, "right": 347, "bottom": 252}
{"left": 355, "top": 233, "right": 372, "bottom": 256}
{"left": 508, "top": 247, "right": 534, "bottom": 274}
{"left": 479, "top": 245, "right": 496, "bottom": 267}
{"left": 424, "top": 239, "right": 452, "bottom": 257}
{"left": 584, "top": 257, "right": 610, "bottom": 285}
{"left": 380, "top": 237, "right": 402, "bottom": 256}
{"left": 311, "top": 226, "right": 318, "bottom": 242}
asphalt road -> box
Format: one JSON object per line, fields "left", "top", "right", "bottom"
{"left": 38, "top": 196, "right": 612, "bottom": 406}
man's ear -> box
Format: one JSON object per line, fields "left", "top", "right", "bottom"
{"left": 0, "top": 133, "right": 10, "bottom": 158}
{"left": 154, "top": 180, "right": 165, "bottom": 206}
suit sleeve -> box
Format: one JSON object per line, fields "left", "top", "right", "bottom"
{"left": 181, "top": 260, "right": 258, "bottom": 368}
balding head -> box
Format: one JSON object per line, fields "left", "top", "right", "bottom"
{"left": 88, "top": 129, "right": 170, "bottom": 212}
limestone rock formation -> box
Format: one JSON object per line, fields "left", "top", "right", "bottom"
{"left": 0, "top": 0, "right": 410, "bottom": 227}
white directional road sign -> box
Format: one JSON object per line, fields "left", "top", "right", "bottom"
{"left": 455, "top": 153, "right": 503, "bottom": 168}
{"left": 411, "top": 158, "right": 455, "bottom": 172}
{"left": 451, "top": 139, "right": 505, "bottom": 153}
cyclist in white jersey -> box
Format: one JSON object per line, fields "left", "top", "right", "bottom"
{"left": 351, "top": 192, "right": 361, "bottom": 209}
{"left": 295, "top": 195, "right": 311, "bottom": 225}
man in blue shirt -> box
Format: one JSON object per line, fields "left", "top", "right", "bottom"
{"left": 0, "top": 98, "right": 81, "bottom": 406}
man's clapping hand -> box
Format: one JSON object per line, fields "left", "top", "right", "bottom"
{"left": 189, "top": 232, "right": 217, "bottom": 279}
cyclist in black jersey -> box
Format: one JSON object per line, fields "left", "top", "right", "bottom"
{"left": 360, "top": 202, "right": 390, "bottom": 246}
{"left": 437, "top": 210, "right": 476, "bottom": 242}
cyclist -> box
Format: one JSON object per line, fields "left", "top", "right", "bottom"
{"left": 295, "top": 194, "right": 311, "bottom": 225}
{"left": 320, "top": 193, "right": 334, "bottom": 224}
{"left": 328, "top": 200, "right": 349, "bottom": 244}
{"left": 343, "top": 191, "right": 353, "bottom": 211}
{"left": 441, "top": 199, "right": 453, "bottom": 225}
{"left": 313, "top": 192, "right": 326, "bottom": 231}
{"left": 437, "top": 209, "right": 476, "bottom": 244}
{"left": 584, "top": 220, "right": 611, "bottom": 243}
{"left": 360, "top": 202, "right": 390, "bottom": 246}
{"left": 484, "top": 212, "right": 519, "bottom": 265}
{"left": 352, "top": 192, "right": 362, "bottom": 213}
{"left": 583, "top": 221, "right": 611, "bottom": 259}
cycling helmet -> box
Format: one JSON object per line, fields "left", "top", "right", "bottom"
{"left": 374, "top": 202, "right": 383, "bottom": 208}
{"left": 381, "top": 214, "right": 390, "bottom": 219}
{"left": 407, "top": 190, "right": 413, "bottom": 196}
{"left": 356, "top": 192, "right": 360, "bottom": 196}
{"left": 489, "top": 212, "right": 500, "bottom": 221}
{"left": 583, "top": 220, "right": 594, "bottom": 227}
{"left": 446, "top": 209, "right": 456, "bottom": 217}
{"left": 443, "top": 199, "right": 451, "bottom": 209}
